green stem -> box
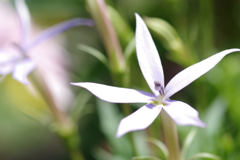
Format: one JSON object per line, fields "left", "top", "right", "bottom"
{"left": 29, "top": 74, "right": 65, "bottom": 124}
{"left": 57, "top": 120, "right": 85, "bottom": 160}
{"left": 86, "top": 0, "right": 125, "bottom": 74}
{"left": 29, "top": 74, "right": 85, "bottom": 160}
{"left": 161, "top": 109, "right": 180, "bottom": 160}
{"left": 86, "top": 0, "right": 138, "bottom": 157}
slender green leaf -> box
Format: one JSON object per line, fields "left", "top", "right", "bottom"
{"left": 19, "top": 105, "right": 52, "bottom": 126}
{"left": 147, "top": 137, "right": 168, "bottom": 160}
{"left": 97, "top": 99, "right": 132, "bottom": 159}
{"left": 204, "top": 98, "right": 226, "bottom": 137}
{"left": 124, "top": 38, "right": 136, "bottom": 65}
{"left": 107, "top": 5, "right": 134, "bottom": 47}
{"left": 131, "top": 156, "right": 161, "bottom": 160}
{"left": 70, "top": 89, "right": 93, "bottom": 121}
{"left": 78, "top": 44, "right": 109, "bottom": 68}
{"left": 188, "top": 153, "right": 221, "bottom": 160}
{"left": 144, "top": 17, "right": 195, "bottom": 67}
{"left": 181, "top": 129, "right": 197, "bottom": 160}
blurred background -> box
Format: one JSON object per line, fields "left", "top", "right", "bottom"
{"left": 1, "top": 0, "right": 240, "bottom": 160}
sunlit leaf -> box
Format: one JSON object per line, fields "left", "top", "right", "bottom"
{"left": 187, "top": 152, "right": 221, "bottom": 160}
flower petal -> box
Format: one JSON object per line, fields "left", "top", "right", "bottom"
{"left": 164, "top": 49, "right": 240, "bottom": 99}
{"left": 12, "top": 59, "right": 35, "bottom": 84}
{"left": 26, "top": 18, "right": 94, "bottom": 50}
{"left": 0, "top": 51, "right": 16, "bottom": 75}
{"left": 70, "top": 82, "right": 155, "bottom": 103}
{"left": 0, "top": 50, "right": 16, "bottom": 63}
{"left": 163, "top": 100, "right": 205, "bottom": 127}
{"left": 0, "top": 63, "right": 14, "bottom": 75}
{"left": 15, "top": 0, "right": 31, "bottom": 46}
{"left": 116, "top": 103, "right": 162, "bottom": 138}
{"left": 135, "top": 13, "right": 165, "bottom": 96}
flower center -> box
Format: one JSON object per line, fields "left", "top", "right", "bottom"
{"left": 152, "top": 94, "right": 165, "bottom": 105}
{"left": 152, "top": 81, "right": 166, "bottom": 105}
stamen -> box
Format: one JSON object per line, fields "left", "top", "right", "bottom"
{"left": 154, "top": 81, "right": 164, "bottom": 95}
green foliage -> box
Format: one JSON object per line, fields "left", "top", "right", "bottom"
{"left": 78, "top": 44, "right": 109, "bottom": 68}
{"left": 181, "top": 129, "right": 197, "bottom": 160}
{"left": 131, "top": 156, "right": 161, "bottom": 160}
{"left": 187, "top": 153, "right": 221, "bottom": 160}
{"left": 96, "top": 99, "right": 132, "bottom": 159}
{"left": 144, "top": 17, "right": 195, "bottom": 67}
{"left": 147, "top": 138, "right": 168, "bottom": 160}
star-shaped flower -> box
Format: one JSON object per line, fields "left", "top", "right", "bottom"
{"left": 0, "top": 0, "right": 94, "bottom": 84}
{"left": 71, "top": 13, "right": 240, "bottom": 138}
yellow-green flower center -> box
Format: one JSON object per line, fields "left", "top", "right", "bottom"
{"left": 151, "top": 95, "right": 165, "bottom": 105}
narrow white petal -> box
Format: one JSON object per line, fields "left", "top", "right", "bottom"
{"left": 0, "top": 51, "right": 15, "bottom": 63}
{"left": 116, "top": 104, "right": 162, "bottom": 138}
{"left": 71, "top": 82, "right": 155, "bottom": 103}
{"left": 163, "top": 100, "right": 205, "bottom": 127}
{"left": 165, "top": 49, "right": 240, "bottom": 99}
{"left": 0, "top": 63, "right": 14, "bottom": 75}
{"left": 0, "top": 51, "right": 15, "bottom": 75}
{"left": 135, "top": 13, "right": 165, "bottom": 96}
{"left": 12, "top": 59, "right": 35, "bottom": 84}
{"left": 15, "top": 0, "right": 31, "bottom": 46}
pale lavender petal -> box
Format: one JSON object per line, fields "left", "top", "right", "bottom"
{"left": 135, "top": 13, "right": 165, "bottom": 96}
{"left": 0, "top": 63, "right": 14, "bottom": 75}
{"left": 15, "top": 0, "right": 31, "bottom": 46}
{"left": 0, "top": 50, "right": 18, "bottom": 64}
{"left": 12, "top": 59, "right": 35, "bottom": 84}
{"left": 164, "top": 49, "right": 240, "bottom": 99}
{"left": 0, "top": 51, "right": 15, "bottom": 75}
{"left": 71, "top": 82, "right": 155, "bottom": 103}
{"left": 116, "top": 103, "right": 162, "bottom": 138}
{"left": 26, "top": 18, "right": 94, "bottom": 50}
{"left": 163, "top": 100, "right": 205, "bottom": 127}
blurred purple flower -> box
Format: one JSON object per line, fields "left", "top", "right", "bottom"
{"left": 71, "top": 14, "right": 240, "bottom": 137}
{"left": 0, "top": 0, "right": 94, "bottom": 84}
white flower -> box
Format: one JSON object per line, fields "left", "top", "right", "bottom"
{"left": 71, "top": 13, "right": 240, "bottom": 137}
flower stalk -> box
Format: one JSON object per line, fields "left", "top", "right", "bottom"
{"left": 86, "top": 0, "right": 126, "bottom": 86}
{"left": 30, "top": 74, "right": 85, "bottom": 160}
{"left": 86, "top": 0, "right": 139, "bottom": 156}
{"left": 57, "top": 120, "right": 85, "bottom": 160}
{"left": 161, "top": 110, "right": 180, "bottom": 160}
